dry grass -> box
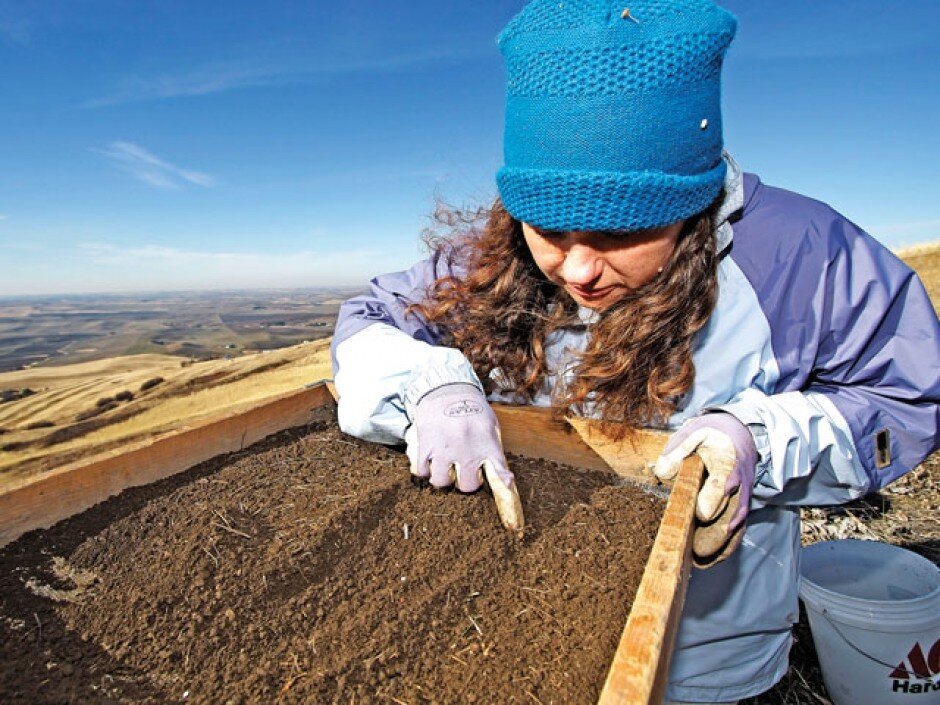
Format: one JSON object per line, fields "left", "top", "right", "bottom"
{"left": 899, "top": 241, "right": 940, "bottom": 312}
{"left": 0, "top": 355, "right": 183, "bottom": 430}
{"left": 0, "top": 341, "right": 332, "bottom": 485}
{"left": 0, "top": 353, "right": 182, "bottom": 390}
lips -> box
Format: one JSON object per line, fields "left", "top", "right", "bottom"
{"left": 569, "top": 284, "right": 614, "bottom": 300}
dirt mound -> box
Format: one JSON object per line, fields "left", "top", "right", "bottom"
{"left": 0, "top": 415, "right": 663, "bottom": 704}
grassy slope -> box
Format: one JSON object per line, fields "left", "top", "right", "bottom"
{"left": 0, "top": 340, "right": 332, "bottom": 486}
{"left": 898, "top": 241, "right": 940, "bottom": 312}
{"left": 0, "top": 354, "right": 184, "bottom": 429}
{"left": 0, "top": 353, "right": 183, "bottom": 389}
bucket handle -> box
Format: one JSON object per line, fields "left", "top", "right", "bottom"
{"left": 820, "top": 608, "right": 934, "bottom": 680}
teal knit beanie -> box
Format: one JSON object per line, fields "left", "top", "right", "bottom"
{"left": 496, "top": 0, "right": 737, "bottom": 232}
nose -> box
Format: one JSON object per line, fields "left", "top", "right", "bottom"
{"left": 560, "top": 242, "right": 603, "bottom": 286}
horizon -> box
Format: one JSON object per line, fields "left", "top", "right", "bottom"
{"left": 3, "top": 239, "right": 939, "bottom": 301}
{"left": 0, "top": 284, "right": 365, "bottom": 302}
{"left": 2, "top": 1, "right": 939, "bottom": 296}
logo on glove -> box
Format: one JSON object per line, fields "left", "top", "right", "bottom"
{"left": 444, "top": 399, "right": 484, "bottom": 417}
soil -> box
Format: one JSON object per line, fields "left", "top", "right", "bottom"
{"left": 0, "top": 411, "right": 664, "bottom": 704}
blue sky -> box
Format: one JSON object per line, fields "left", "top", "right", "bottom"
{"left": 1, "top": 0, "right": 938, "bottom": 295}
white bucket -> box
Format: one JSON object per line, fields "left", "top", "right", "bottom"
{"left": 799, "top": 539, "right": 940, "bottom": 705}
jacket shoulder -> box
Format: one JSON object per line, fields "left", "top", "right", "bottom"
{"left": 731, "top": 174, "right": 854, "bottom": 271}
{"left": 728, "top": 173, "right": 916, "bottom": 297}
{"left": 726, "top": 174, "right": 921, "bottom": 391}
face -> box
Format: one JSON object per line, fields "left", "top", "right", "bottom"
{"left": 520, "top": 221, "right": 685, "bottom": 310}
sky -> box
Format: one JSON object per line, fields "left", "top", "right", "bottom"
{"left": 1, "top": 0, "right": 938, "bottom": 296}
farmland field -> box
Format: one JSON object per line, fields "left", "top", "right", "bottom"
{"left": 0, "top": 288, "right": 360, "bottom": 373}
{"left": 0, "top": 288, "right": 361, "bottom": 485}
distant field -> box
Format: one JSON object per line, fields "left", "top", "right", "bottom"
{"left": 0, "top": 287, "right": 361, "bottom": 487}
{"left": 0, "top": 288, "right": 361, "bottom": 372}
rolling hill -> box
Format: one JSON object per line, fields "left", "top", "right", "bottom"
{"left": 0, "top": 341, "right": 332, "bottom": 487}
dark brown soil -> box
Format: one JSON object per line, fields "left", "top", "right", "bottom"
{"left": 0, "top": 412, "right": 663, "bottom": 704}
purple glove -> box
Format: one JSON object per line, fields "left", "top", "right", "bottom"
{"left": 653, "top": 412, "right": 758, "bottom": 533}
{"left": 406, "top": 384, "right": 514, "bottom": 493}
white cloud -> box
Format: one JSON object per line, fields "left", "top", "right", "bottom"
{"left": 96, "top": 141, "right": 216, "bottom": 190}
{"left": 867, "top": 219, "right": 940, "bottom": 249}
{"left": 84, "top": 46, "right": 485, "bottom": 108}
{"left": 0, "top": 214, "right": 7, "bottom": 221}
{"left": 85, "top": 63, "right": 283, "bottom": 108}
{"left": 870, "top": 219, "right": 940, "bottom": 238}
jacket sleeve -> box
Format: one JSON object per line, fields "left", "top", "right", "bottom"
{"left": 718, "top": 216, "right": 940, "bottom": 507}
{"left": 330, "top": 251, "right": 482, "bottom": 445}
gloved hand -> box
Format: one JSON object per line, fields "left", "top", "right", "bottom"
{"left": 653, "top": 412, "right": 758, "bottom": 567}
{"left": 405, "top": 383, "right": 524, "bottom": 532}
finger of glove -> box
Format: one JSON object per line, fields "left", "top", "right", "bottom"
{"left": 696, "top": 471, "right": 734, "bottom": 522}
{"left": 692, "top": 432, "right": 738, "bottom": 521}
{"left": 428, "top": 454, "right": 490, "bottom": 493}
{"left": 424, "top": 433, "right": 502, "bottom": 492}
{"left": 693, "top": 493, "right": 741, "bottom": 564}
{"left": 428, "top": 456, "right": 457, "bottom": 489}
{"left": 483, "top": 459, "right": 524, "bottom": 533}
{"left": 653, "top": 429, "right": 709, "bottom": 481}
{"left": 693, "top": 521, "right": 744, "bottom": 569}
{"left": 693, "top": 512, "right": 731, "bottom": 561}
{"left": 693, "top": 495, "right": 741, "bottom": 559}
{"left": 455, "top": 461, "right": 484, "bottom": 493}
{"left": 487, "top": 425, "right": 516, "bottom": 489}
{"left": 727, "top": 482, "right": 750, "bottom": 533}
{"left": 404, "top": 425, "right": 430, "bottom": 479}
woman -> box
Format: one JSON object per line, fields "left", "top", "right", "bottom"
{"left": 330, "top": 1, "right": 940, "bottom": 701}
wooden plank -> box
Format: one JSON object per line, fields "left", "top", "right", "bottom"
{"left": 0, "top": 383, "right": 335, "bottom": 547}
{"left": 597, "top": 454, "right": 704, "bottom": 705}
{"left": 494, "top": 404, "right": 614, "bottom": 471}
{"left": 493, "top": 405, "right": 670, "bottom": 480}
{"left": 565, "top": 416, "right": 669, "bottom": 480}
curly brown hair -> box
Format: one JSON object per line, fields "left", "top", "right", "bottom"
{"left": 409, "top": 195, "right": 722, "bottom": 439}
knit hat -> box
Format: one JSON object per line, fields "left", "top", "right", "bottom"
{"left": 496, "top": 0, "right": 737, "bottom": 232}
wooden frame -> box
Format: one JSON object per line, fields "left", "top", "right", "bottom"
{"left": 0, "top": 382, "right": 701, "bottom": 705}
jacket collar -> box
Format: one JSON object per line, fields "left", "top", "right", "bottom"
{"left": 715, "top": 151, "right": 745, "bottom": 254}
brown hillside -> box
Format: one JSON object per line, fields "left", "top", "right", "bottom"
{"left": 0, "top": 341, "right": 332, "bottom": 488}
{"left": 898, "top": 241, "right": 940, "bottom": 311}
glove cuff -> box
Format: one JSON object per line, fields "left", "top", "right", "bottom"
{"left": 706, "top": 401, "right": 771, "bottom": 488}
{"left": 402, "top": 351, "right": 484, "bottom": 421}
